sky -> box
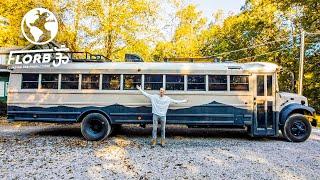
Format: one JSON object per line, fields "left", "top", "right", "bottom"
{"left": 187, "top": 0, "right": 246, "bottom": 19}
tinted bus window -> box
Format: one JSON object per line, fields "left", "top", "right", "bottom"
{"left": 166, "top": 75, "right": 184, "bottom": 91}
{"left": 230, "top": 75, "right": 249, "bottom": 91}
{"left": 144, "top": 75, "right": 163, "bottom": 90}
{"left": 82, "top": 74, "right": 100, "bottom": 89}
{"left": 102, "top": 75, "right": 120, "bottom": 90}
{"left": 61, "top": 74, "right": 79, "bottom": 89}
{"left": 124, "top": 74, "right": 141, "bottom": 90}
{"left": 267, "top": 75, "right": 272, "bottom": 96}
{"left": 187, "top": 75, "right": 205, "bottom": 91}
{"left": 21, "top": 74, "right": 39, "bottom": 89}
{"left": 257, "top": 75, "right": 264, "bottom": 96}
{"left": 208, "top": 75, "right": 227, "bottom": 91}
{"left": 41, "top": 74, "right": 58, "bottom": 89}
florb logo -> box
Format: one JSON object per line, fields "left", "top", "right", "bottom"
{"left": 8, "top": 8, "right": 69, "bottom": 68}
{"left": 21, "top": 8, "right": 58, "bottom": 45}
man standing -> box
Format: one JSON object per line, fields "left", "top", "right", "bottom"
{"left": 137, "top": 85, "right": 187, "bottom": 147}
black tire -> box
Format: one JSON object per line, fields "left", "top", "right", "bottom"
{"left": 283, "top": 114, "right": 312, "bottom": 142}
{"left": 81, "top": 113, "right": 111, "bottom": 141}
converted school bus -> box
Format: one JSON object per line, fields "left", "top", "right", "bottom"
{"left": 7, "top": 60, "right": 317, "bottom": 142}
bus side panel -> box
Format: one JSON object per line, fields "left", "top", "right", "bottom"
{"left": 7, "top": 91, "right": 253, "bottom": 126}
{"left": 7, "top": 103, "right": 252, "bottom": 125}
{"left": 7, "top": 105, "right": 81, "bottom": 122}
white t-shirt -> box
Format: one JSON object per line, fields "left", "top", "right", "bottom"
{"left": 138, "top": 88, "right": 187, "bottom": 116}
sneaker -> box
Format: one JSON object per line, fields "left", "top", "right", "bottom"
{"left": 151, "top": 139, "right": 156, "bottom": 148}
{"left": 160, "top": 138, "right": 165, "bottom": 147}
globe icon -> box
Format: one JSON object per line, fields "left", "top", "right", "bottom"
{"left": 21, "top": 8, "right": 58, "bottom": 45}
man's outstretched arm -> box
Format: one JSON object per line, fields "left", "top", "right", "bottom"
{"left": 136, "top": 85, "right": 152, "bottom": 98}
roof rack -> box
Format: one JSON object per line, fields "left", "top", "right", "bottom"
{"left": 69, "top": 52, "right": 111, "bottom": 62}
{"left": 163, "top": 56, "right": 232, "bottom": 63}
{"left": 69, "top": 52, "right": 235, "bottom": 63}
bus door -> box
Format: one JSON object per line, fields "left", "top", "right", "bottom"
{"left": 253, "top": 74, "right": 277, "bottom": 136}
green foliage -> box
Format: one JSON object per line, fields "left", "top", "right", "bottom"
{"left": 153, "top": 4, "right": 206, "bottom": 61}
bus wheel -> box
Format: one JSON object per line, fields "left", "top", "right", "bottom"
{"left": 283, "top": 114, "right": 312, "bottom": 142}
{"left": 81, "top": 113, "right": 111, "bottom": 141}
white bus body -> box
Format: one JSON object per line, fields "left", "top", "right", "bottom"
{"left": 7, "top": 62, "right": 316, "bottom": 142}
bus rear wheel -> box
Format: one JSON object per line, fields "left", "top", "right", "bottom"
{"left": 283, "top": 114, "right": 311, "bottom": 142}
{"left": 81, "top": 113, "right": 111, "bottom": 141}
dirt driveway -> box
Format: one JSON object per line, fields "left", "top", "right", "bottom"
{"left": 0, "top": 119, "right": 319, "bottom": 180}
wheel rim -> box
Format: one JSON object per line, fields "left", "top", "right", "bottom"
{"left": 88, "top": 119, "right": 104, "bottom": 134}
{"left": 290, "top": 121, "right": 307, "bottom": 138}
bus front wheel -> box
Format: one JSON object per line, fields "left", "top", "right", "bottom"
{"left": 283, "top": 114, "right": 312, "bottom": 142}
{"left": 81, "top": 113, "right": 111, "bottom": 141}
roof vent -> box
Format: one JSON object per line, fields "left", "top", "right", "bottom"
{"left": 228, "top": 66, "right": 242, "bottom": 70}
{"left": 125, "top": 54, "right": 144, "bottom": 62}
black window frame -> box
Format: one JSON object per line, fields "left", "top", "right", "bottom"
{"left": 187, "top": 75, "right": 206, "bottom": 91}
{"left": 123, "top": 74, "right": 142, "bottom": 90}
{"left": 41, "top": 74, "right": 59, "bottom": 89}
{"left": 208, "top": 75, "right": 227, "bottom": 91}
{"left": 81, "top": 74, "right": 100, "bottom": 90}
{"left": 61, "top": 74, "right": 79, "bottom": 90}
{"left": 165, "top": 75, "right": 185, "bottom": 91}
{"left": 102, "top": 74, "right": 121, "bottom": 90}
{"left": 144, "top": 74, "right": 163, "bottom": 90}
{"left": 230, "top": 75, "right": 249, "bottom": 91}
{"left": 21, "top": 73, "right": 39, "bottom": 89}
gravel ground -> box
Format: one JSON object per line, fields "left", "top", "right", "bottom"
{"left": 0, "top": 118, "right": 319, "bottom": 180}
